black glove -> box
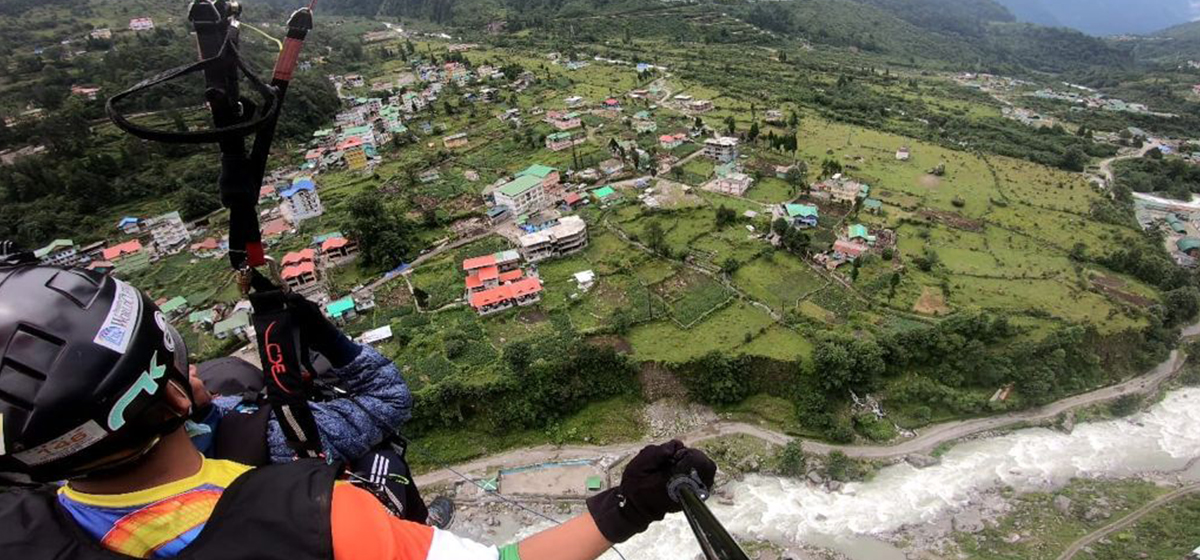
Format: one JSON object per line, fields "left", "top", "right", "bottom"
{"left": 586, "top": 440, "right": 717, "bottom": 543}
{"left": 284, "top": 293, "right": 358, "bottom": 366}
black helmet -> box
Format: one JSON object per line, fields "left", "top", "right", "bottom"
{"left": 0, "top": 265, "right": 190, "bottom": 481}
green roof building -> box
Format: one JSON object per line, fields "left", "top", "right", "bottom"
{"left": 326, "top": 297, "right": 357, "bottom": 321}
{"left": 496, "top": 175, "right": 544, "bottom": 198}
{"left": 188, "top": 309, "right": 215, "bottom": 325}
{"left": 1178, "top": 237, "right": 1200, "bottom": 254}
{"left": 848, "top": 224, "right": 870, "bottom": 241}
{"left": 517, "top": 164, "right": 556, "bottom": 179}
{"left": 785, "top": 204, "right": 818, "bottom": 218}
{"left": 593, "top": 186, "right": 617, "bottom": 201}
{"left": 159, "top": 296, "right": 189, "bottom": 316}
{"left": 213, "top": 310, "right": 251, "bottom": 340}
{"left": 34, "top": 239, "right": 74, "bottom": 260}
{"left": 863, "top": 198, "right": 883, "bottom": 212}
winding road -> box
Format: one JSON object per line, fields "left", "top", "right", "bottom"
{"left": 415, "top": 343, "right": 1191, "bottom": 487}
{"left": 1056, "top": 483, "right": 1200, "bottom": 560}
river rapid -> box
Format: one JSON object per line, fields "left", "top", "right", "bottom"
{"left": 609, "top": 387, "right": 1200, "bottom": 559}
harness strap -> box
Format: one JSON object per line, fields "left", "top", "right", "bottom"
{"left": 250, "top": 290, "right": 325, "bottom": 459}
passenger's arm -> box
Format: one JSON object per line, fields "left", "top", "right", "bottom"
{"left": 331, "top": 484, "right": 611, "bottom": 560}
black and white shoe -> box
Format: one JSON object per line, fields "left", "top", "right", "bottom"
{"left": 427, "top": 496, "right": 456, "bottom": 529}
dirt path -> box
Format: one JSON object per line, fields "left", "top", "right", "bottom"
{"left": 1097, "top": 141, "right": 1161, "bottom": 187}
{"left": 1056, "top": 483, "right": 1200, "bottom": 560}
{"left": 416, "top": 345, "right": 1189, "bottom": 486}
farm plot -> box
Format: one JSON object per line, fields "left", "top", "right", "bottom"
{"left": 627, "top": 302, "right": 776, "bottom": 363}
{"left": 654, "top": 269, "right": 733, "bottom": 326}
{"left": 732, "top": 253, "right": 827, "bottom": 313}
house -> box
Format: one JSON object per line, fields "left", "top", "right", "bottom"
{"left": 352, "top": 288, "right": 376, "bottom": 313}
{"left": 86, "top": 260, "right": 115, "bottom": 274}
{"left": 358, "top": 325, "right": 394, "bottom": 345}
{"left": 344, "top": 74, "right": 365, "bottom": 88}
{"left": 561, "top": 192, "right": 586, "bottom": 210}
{"left": 262, "top": 218, "right": 292, "bottom": 239}
{"left": 574, "top": 270, "right": 596, "bottom": 292}
{"left": 71, "top": 86, "right": 102, "bottom": 101}
{"left": 706, "top": 163, "right": 754, "bottom": 196}
{"left": 129, "top": 17, "right": 155, "bottom": 31}
{"left": 565, "top": 96, "right": 585, "bottom": 107}
{"left": 660, "top": 134, "right": 683, "bottom": 150}
{"left": 340, "top": 125, "right": 377, "bottom": 148}
{"left": 90, "top": 28, "right": 113, "bottom": 40}
{"left": 463, "top": 250, "right": 525, "bottom": 300}
{"left": 632, "top": 111, "right": 657, "bottom": 133}
{"left": 146, "top": 211, "right": 191, "bottom": 255}
{"left": 325, "top": 297, "right": 358, "bottom": 324}
{"left": 688, "top": 100, "right": 714, "bottom": 113}
{"left": 321, "top": 236, "right": 359, "bottom": 265}
{"left": 833, "top": 239, "right": 869, "bottom": 261}
{"left": 814, "top": 174, "right": 867, "bottom": 205}
{"left": 34, "top": 239, "right": 80, "bottom": 267}
{"left": 847, "top": 224, "right": 876, "bottom": 245}
{"left": 493, "top": 175, "right": 547, "bottom": 216}
{"left": 863, "top": 198, "right": 884, "bottom": 214}
{"left": 518, "top": 216, "right": 589, "bottom": 262}
{"left": 117, "top": 217, "right": 141, "bottom": 235}
{"left": 603, "top": 98, "right": 622, "bottom": 111}
{"left": 419, "top": 168, "right": 441, "bottom": 183}
{"left": 592, "top": 186, "right": 618, "bottom": 205}
{"left": 546, "top": 131, "right": 584, "bottom": 151}
{"left": 599, "top": 159, "right": 625, "bottom": 176}
{"left": 103, "top": 240, "right": 150, "bottom": 274}
{"left": 344, "top": 145, "right": 368, "bottom": 170}
{"left": 765, "top": 110, "right": 785, "bottom": 124}
{"left": 188, "top": 308, "right": 216, "bottom": 327}
{"left": 159, "top": 296, "right": 189, "bottom": 319}
{"left": 1178, "top": 238, "right": 1200, "bottom": 257}
{"left": 516, "top": 164, "right": 560, "bottom": 189}
{"left": 443, "top": 133, "right": 469, "bottom": 149}
{"left": 547, "top": 111, "right": 582, "bottom": 131}
{"left": 213, "top": 310, "right": 252, "bottom": 341}
{"left": 281, "top": 254, "right": 321, "bottom": 295}
{"left": 280, "top": 178, "right": 324, "bottom": 224}
{"left": 469, "top": 277, "right": 544, "bottom": 316}
{"left": 190, "top": 237, "right": 225, "bottom": 258}
{"left": 486, "top": 206, "right": 511, "bottom": 224}
{"left": 703, "top": 137, "right": 739, "bottom": 163}
{"left": 896, "top": 146, "right": 911, "bottom": 161}
{"left": 784, "top": 204, "right": 819, "bottom": 229}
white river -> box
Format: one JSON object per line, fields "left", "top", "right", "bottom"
{"left": 606, "top": 387, "right": 1200, "bottom": 560}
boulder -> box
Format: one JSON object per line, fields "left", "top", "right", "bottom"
{"left": 905, "top": 454, "right": 940, "bottom": 469}
{"left": 807, "top": 471, "right": 824, "bottom": 485}
{"left": 952, "top": 510, "right": 985, "bottom": 533}
{"left": 1053, "top": 495, "right": 1073, "bottom": 515}
{"left": 827, "top": 480, "right": 844, "bottom": 492}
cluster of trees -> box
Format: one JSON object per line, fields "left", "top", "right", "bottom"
{"left": 344, "top": 192, "right": 419, "bottom": 269}
{"left": 1112, "top": 157, "right": 1200, "bottom": 201}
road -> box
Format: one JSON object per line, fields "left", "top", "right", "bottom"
{"left": 1096, "top": 140, "right": 1161, "bottom": 187}
{"left": 415, "top": 345, "right": 1190, "bottom": 487}
{"left": 1056, "top": 483, "right": 1200, "bottom": 560}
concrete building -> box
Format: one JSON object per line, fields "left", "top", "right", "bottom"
{"left": 321, "top": 236, "right": 359, "bottom": 265}
{"left": 516, "top": 164, "right": 560, "bottom": 190}
{"left": 102, "top": 240, "right": 150, "bottom": 275}
{"left": 280, "top": 178, "right": 324, "bottom": 224}
{"left": 546, "top": 132, "right": 584, "bottom": 151}
{"left": 493, "top": 175, "right": 547, "bottom": 216}
{"left": 129, "top": 18, "right": 155, "bottom": 31}
{"left": 281, "top": 249, "right": 323, "bottom": 296}
{"left": 517, "top": 216, "right": 589, "bottom": 263}
{"left": 703, "top": 137, "right": 739, "bottom": 163}
{"left": 443, "top": 132, "right": 469, "bottom": 149}
{"left": 146, "top": 211, "right": 191, "bottom": 255}
{"left": 34, "top": 239, "right": 81, "bottom": 267}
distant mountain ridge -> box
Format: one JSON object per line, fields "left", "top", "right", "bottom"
{"left": 994, "top": 0, "right": 1195, "bottom": 36}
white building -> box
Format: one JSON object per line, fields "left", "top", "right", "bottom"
{"left": 129, "top": 18, "right": 155, "bottom": 31}
{"left": 703, "top": 137, "right": 739, "bottom": 163}
{"left": 492, "top": 175, "right": 547, "bottom": 217}
{"left": 517, "top": 216, "right": 589, "bottom": 263}
{"left": 146, "top": 211, "right": 191, "bottom": 255}
{"left": 281, "top": 178, "right": 324, "bottom": 225}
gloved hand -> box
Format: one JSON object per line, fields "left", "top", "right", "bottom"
{"left": 284, "top": 293, "right": 359, "bottom": 367}
{"left": 586, "top": 440, "right": 717, "bottom": 543}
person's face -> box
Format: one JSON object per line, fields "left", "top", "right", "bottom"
{"left": 187, "top": 365, "right": 214, "bottom": 410}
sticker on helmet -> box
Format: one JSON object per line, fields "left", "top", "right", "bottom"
{"left": 93, "top": 279, "right": 142, "bottom": 354}
{"left": 155, "top": 311, "right": 175, "bottom": 353}
{"left": 12, "top": 420, "right": 107, "bottom": 467}
{"left": 108, "top": 351, "right": 167, "bottom": 431}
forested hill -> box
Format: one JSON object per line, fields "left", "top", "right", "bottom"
{"left": 269, "top": 0, "right": 1129, "bottom": 74}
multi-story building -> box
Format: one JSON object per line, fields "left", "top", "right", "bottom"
{"left": 34, "top": 239, "right": 81, "bottom": 267}
{"left": 280, "top": 178, "right": 324, "bottom": 224}
{"left": 321, "top": 236, "right": 359, "bottom": 265}
{"left": 102, "top": 240, "right": 150, "bottom": 275}
{"left": 281, "top": 248, "right": 323, "bottom": 297}
{"left": 517, "top": 216, "right": 589, "bottom": 263}
{"left": 516, "top": 164, "right": 559, "bottom": 189}
{"left": 146, "top": 211, "right": 191, "bottom": 255}
{"left": 492, "top": 175, "right": 547, "bottom": 217}
{"left": 703, "top": 137, "right": 739, "bottom": 163}
{"left": 129, "top": 18, "right": 155, "bottom": 31}
{"left": 546, "top": 132, "right": 584, "bottom": 152}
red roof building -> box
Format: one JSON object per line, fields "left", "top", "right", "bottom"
{"left": 321, "top": 237, "right": 350, "bottom": 252}
{"left": 281, "top": 261, "right": 316, "bottom": 279}
{"left": 833, "top": 239, "right": 868, "bottom": 260}
{"left": 469, "top": 277, "right": 543, "bottom": 315}
{"left": 282, "top": 248, "right": 316, "bottom": 266}
{"left": 102, "top": 240, "right": 143, "bottom": 261}
{"left": 562, "top": 192, "right": 583, "bottom": 207}
{"left": 462, "top": 254, "right": 497, "bottom": 271}
{"left": 262, "top": 218, "right": 291, "bottom": 238}
{"left": 499, "top": 269, "right": 524, "bottom": 283}
{"left": 191, "top": 238, "right": 219, "bottom": 252}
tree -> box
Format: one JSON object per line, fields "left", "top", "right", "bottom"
{"left": 888, "top": 272, "right": 901, "bottom": 300}
{"left": 778, "top": 441, "right": 805, "bottom": 478}
{"left": 784, "top": 163, "right": 808, "bottom": 194}
{"left": 344, "top": 192, "right": 416, "bottom": 268}
{"left": 748, "top": 122, "right": 760, "bottom": 142}
{"left": 810, "top": 334, "right": 886, "bottom": 394}
{"left": 687, "top": 352, "right": 752, "bottom": 405}
{"left": 715, "top": 205, "right": 737, "bottom": 228}
{"left": 724, "top": 115, "right": 736, "bottom": 136}
{"left": 720, "top": 257, "right": 740, "bottom": 275}
{"left": 772, "top": 217, "right": 790, "bottom": 236}
{"left": 644, "top": 221, "right": 667, "bottom": 255}
{"left": 820, "top": 158, "right": 843, "bottom": 178}
{"left": 177, "top": 185, "right": 220, "bottom": 221}
{"left": 1059, "top": 146, "right": 1086, "bottom": 172}
{"left": 504, "top": 341, "right": 532, "bottom": 373}
{"left": 1147, "top": 147, "right": 1164, "bottom": 160}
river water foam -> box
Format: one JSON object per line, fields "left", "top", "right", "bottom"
{"left": 607, "top": 387, "right": 1200, "bottom": 559}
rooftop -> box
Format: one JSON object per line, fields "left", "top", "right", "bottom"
{"left": 593, "top": 186, "right": 617, "bottom": 200}
{"left": 518, "top": 164, "right": 556, "bottom": 179}
{"left": 326, "top": 297, "right": 356, "bottom": 317}
{"left": 159, "top": 296, "right": 188, "bottom": 314}
{"left": 496, "top": 174, "right": 544, "bottom": 198}
{"left": 785, "top": 204, "right": 819, "bottom": 218}
{"left": 102, "top": 239, "right": 143, "bottom": 260}
{"left": 34, "top": 239, "right": 74, "bottom": 258}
